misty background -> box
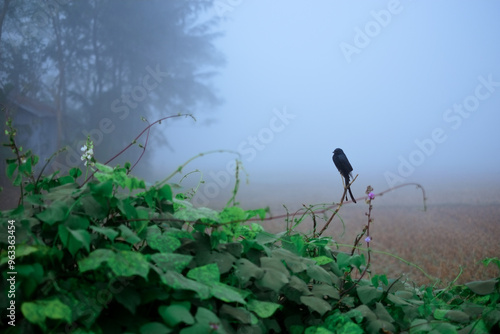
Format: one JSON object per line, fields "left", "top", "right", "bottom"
{"left": 1, "top": 0, "right": 500, "bottom": 211}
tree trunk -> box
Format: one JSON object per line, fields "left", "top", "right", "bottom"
{"left": 51, "top": 9, "right": 66, "bottom": 150}
{"left": 0, "top": 0, "right": 12, "bottom": 59}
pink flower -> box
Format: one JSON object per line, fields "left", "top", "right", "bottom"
{"left": 368, "top": 192, "right": 375, "bottom": 200}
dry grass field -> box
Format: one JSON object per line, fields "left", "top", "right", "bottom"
{"left": 220, "top": 180, "right": 500, "bottom": 287}
{"left": 255, "top": 204, "right": 500, "bottom": 286}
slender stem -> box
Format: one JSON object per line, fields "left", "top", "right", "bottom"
{"left": 341, "top": 190, "right": 374, "bottom": 296}
{"left": 318, "top": 174, "right": 358, "bottom": 236}
{"left": 156, "top": 149, "right": 240, "bottom": 187}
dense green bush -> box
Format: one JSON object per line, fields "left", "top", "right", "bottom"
{"left": 1, "top": 119, "right": 499, "bottom": 333}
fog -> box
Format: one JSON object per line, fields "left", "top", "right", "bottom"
{"left": 2, "top": 1, "right": 500, "bottom": 209}
{"left": 158, "top": 1, "right": 500, "bottom": 207}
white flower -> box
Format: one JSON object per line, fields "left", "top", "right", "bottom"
{"left": 81, "top": 137, "right": 95, "bottom": 167}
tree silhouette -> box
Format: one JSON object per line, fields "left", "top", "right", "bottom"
{"left": 0, "top": 0, "right": 224, "bottom": 172}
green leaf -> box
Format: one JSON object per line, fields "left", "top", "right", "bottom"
{"left": 80, "top": 194, "right": 109, "bottom": 219}
{"left": 95, "top": 162, "right": 113, "bottom": 173}
{"left": 482, "top": 257, "right": 500, "bottom": 270}
{"left": 304, "top": 327, "right": 334, "bottom": 334}
{"left": 356, "top": 286, "right": 383, "bottom": 305}
{"left": 151, "top": 253, "right": 193, "bottom": 273}
{"left": 466, "top": 279, "right": 498, "bottom": 295}
{"left": 349, "top": 254, "right": 365, "bottom": 270}
{"left": 22, "top": 153, "right": 33, "bottom": 174}
{"left": 90, "top": 226, "right": 119, "bottom": 241}
{"left": 257, "top": 257, "right": 290, "bottom": 293}
{"left": 324, "top": 327, "right": 345, "bottom": 334}
{"left": 431, "top": 323, "right": 460, "bottom": 334}
{"left": 336, "top": 252, "right": 365, "bottom": 271}
{"left": 348, "top": 305, "right": 377, "bottom": 322}
{"left": 219, "top": 206, "right": 246, "bottom": 223}
{"left": 281, "top": 234, "right": 305, "bottom": 256}
{"left": 220, "top": 304, "right": 256, "bottom": 325}
{"left": 366, "top": 319, "right": 396, "bottom": 334}
{"left": 65, "top": 213, "right": 89, "bottom": 229}
{"left": 174, "top": 204, "right": 220, "bottom": 224}
{"left": 444, "top": 310, "right": 470, "bottom": 323}
{"left": 25, "top": 194, "right": 44, "bottom": 206}
{"left": 371, "top": 274, "right": 389, "bottom": 288}
{"left": 58, "top": 175, "right": 75, "bottom": 185}
{"left": 234, "top": 258, "right": 264, "bottom": 285}
{"left": 483, "top": 308, "right": 500, "bottom": 328}
{"left": 272, "top": 248, "right": 311, "bottom": 273}
{"left": 13, "top": 172, "right": 22, "bottom": 186}
{"left": 36, "top": 202, "right": 69, "bottom": 225}
{"left": 246, "top": 208, "right": 268, "bottom": 220}
{"left": 247, "top": 299, "right": 281, "bottom": 318}
{"left": 311, "top": 284, "right": 340, "bottom": 300}
{"left": 210, "top": 282, "right": 247, "bottom": 304}
{"left": 336, "top": 252, "right": 350, "bottom": 270}
{"left": 159, "top": 304, "right": 194, "bottom": 327}
{"left": 282, "top": 275, "right": 311, "bottom": 303}
{"left": 114, "top": 286, "right": 141, "bottom": 314}
{"left": 80, "top": 250, "right": 149, "bottom": 278}
{"left": 78, "top": 249, "right": 114, "bottom": 272}
{"left": 68, "top": 229, "right": 91, "bottom": 253}
{"left": 307, "top": 265, "right": 333, "bottom": 284}
{"left": 159, "top": 184, "right": 173, "bottom": 202}
{"left": 108, "top": 251, "right": 150, "bottom": 279}
{"left": 147, "top": 229, "right": 181, "bottom": 253}
{"left": 140, "top": 322, "right": 172, "bottom": 334}
{"left": 11, "top": 244, "right": 39, "bottom": 258}
{"left": 300, "top": 296, "right": 332, "bottom": 316}
{"left": 434, "top": 309, "right": 448, "bottom": 320}
{"left": 160, "top": 271, "right": 210, "bottom": 299}
{"left": 219, "top": 242, "right": 243, "bottom": 258}
{"left": 312, "top": 256, "right": 333, "bottom": 265}
{"left": 194, "top": 307, "right": 222, "bottom": 330}
{"left": 196, "top": 249, "right": 236, "bottom": 274}
{"left": 374, "top": 302, "right": 394, "bottom": 323}
{"left": 386, "top": 293, "right": 411, "bottom": 306}
{"left": 117, "top": 198, "right": 138, "bottom": 219}
{"left": 21, "top": 299, "right": 72, "bottom": 329}
{"left": 118, "top": 224, "right": 141, "bottom": 244}
{"left": 88, "top": 179, "right": 114, "bottom": 198}
{"left": 125, "top": 175, "right": 146, "bottom": 190}
{"left": 7, "top": 161, "right": 17, "bottom": 179}
{"left": 69, "top": 167, "right": 82, "bottom": 179}
{"left": 187, "top": 263, "right": 220, "bottom": 284}
{"left": 16, "top": 263, "right": 44, "bottom": 297}
{"left": 58, "top": 225, "right": 91, "bottom": 256}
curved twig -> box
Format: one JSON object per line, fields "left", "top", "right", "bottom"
{"left": 81, "top": 114, "right": 195, "bottom": 186}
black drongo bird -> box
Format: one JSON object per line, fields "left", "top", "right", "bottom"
{"left": 332, "top": 148, "right": 356, "bottom": 203}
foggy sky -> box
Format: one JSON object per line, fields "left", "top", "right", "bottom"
{"left": 154, "top": 1, "right": 500, "bottom": 205}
